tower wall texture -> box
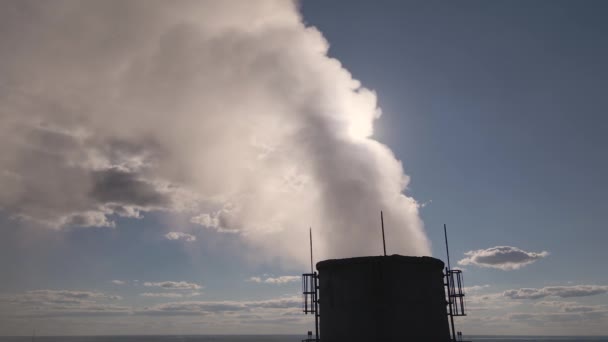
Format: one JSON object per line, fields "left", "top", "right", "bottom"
{"left": 316, "top": 255, "right": 450, "bottom": 342}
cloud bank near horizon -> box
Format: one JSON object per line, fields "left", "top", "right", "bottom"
{"left": 0, "top": 0, "right": 429, "bottom": 265}
{"left": 504, "top": 285, "right": 608, "bottom": 300}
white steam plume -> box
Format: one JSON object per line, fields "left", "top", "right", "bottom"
{"left": 0, "top": 0, "right": 430, "bottom": 265}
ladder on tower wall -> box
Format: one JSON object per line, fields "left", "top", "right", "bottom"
{"left": 444, "top": 224, "right": 469, "bottom": 342}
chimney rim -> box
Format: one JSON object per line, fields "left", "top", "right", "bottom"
{"left": 316, "top": 254, "right": 445, "bottom": 271}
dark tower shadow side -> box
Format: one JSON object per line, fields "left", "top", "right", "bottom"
{"left": 317, "top": 255, "right": 451, "bottom": 342}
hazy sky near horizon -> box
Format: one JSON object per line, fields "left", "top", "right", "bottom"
{"left": 1, "top": 0, "right": 608, "bottom": 336}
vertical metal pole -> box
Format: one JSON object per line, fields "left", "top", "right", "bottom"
{"left": 310, "top": 228, "right": 319, "bottom": 342}
{"left": 445, "top": 224, "right": 456, "bottom": 341}
{"left": 381, "top": 211, "right": 387, "bottom": 256}
{"left": 461, "top": 272, "right": 466, "bottom": 314}
{"left": 309, "top": 228, "right": 314, "bottom": 274}
{"left": 444, "top": 224, "right": 451, "bottom": 271}
{"left": 303, "top": 276, "right": 307, "bottom": 313}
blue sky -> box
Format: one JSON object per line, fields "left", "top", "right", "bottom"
{"left": 303, "top": 0, "right": 608, "bottom": 269}
{"left": 301, "top": 0, "right": 608, "bottom": 334}
{"left": 1, "top": 0, "right": 608, "bottom": 336}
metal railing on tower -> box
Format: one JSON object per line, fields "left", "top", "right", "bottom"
{"left": 301, "top": 228, "right": 320, "bottom": 342}
{"left": 444, "top": 224, "right": 468, "bottom": 342}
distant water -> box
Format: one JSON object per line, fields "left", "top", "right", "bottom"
{"left": 0, "top": 337, "right": 294, "bottom": 342}
{"left": 0, "top": 337, "right": 299, "bottom": 342}
{"left": 1, "top": 336, "right": 608, "bottom": 342}
{"left": 469, "top": 337, "right": 608, "bottom": 342}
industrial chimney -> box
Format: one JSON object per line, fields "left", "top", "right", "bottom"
{"left": 301, "top": 225, "right": 467, "bottom": 342}
{"left": 317, "top": 255, "right": 450, "bottom": 342}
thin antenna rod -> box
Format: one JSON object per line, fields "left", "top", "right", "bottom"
{"left": 381, "top": 211, "right": 387, "bottom": 256}
{"left": 444, "top": 224, "right": 451, "bottom": 271}
{"left": 309, "top": 227, "right": 314, "bottom": 274}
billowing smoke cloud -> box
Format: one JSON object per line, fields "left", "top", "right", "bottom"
{"left": 0, "top": 0, "right": 429, "bottom": 265}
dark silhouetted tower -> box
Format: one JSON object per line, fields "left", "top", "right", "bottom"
{"left": 316, "top": 255, "right": 451, "bottom": 342}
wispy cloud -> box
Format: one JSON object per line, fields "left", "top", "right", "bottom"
{"left": 507, "top": 309, "right": 608, "bottom": 323}
{"left": 143, "top": 281, "right": 202, "bottom": 290}
{"left": 0, "top": 289, "right": 128, "bottom": 317}
{"left": 458, "top": 246, "right": 548, "bottom": 270}
{"left": 190, "top": 210, "right": 240, "bottom": 234}
{"left": 140, "top": 292, "right": 201, "bottom": 298}
{"left": 164, "top": 232, "right": 196, "bottom": 242}
{"left": 247, "top": 276, "right": 300, "bottom": 285}
{"left": 504, "top": 285, "right": 608, "bottom": 299}
{"left": 111, "top": 280, "right": 126, "bottom": 285}
{"left": 465, "top": 284, "right": 491, "bottom": 293}
{"left": 464, "top": 292, "right": 522, "bottom": 312}
{"left": 137, "top": 296, "right": 301, "bottom": 316}
{"left": 535, "top": 300, "right": 607, "bottom": 313}
{"left": 5, "top": 290, "right": 122, "bottom": 303}
{"left": 1, "top": 290, "right": 302, "bottom": 322}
